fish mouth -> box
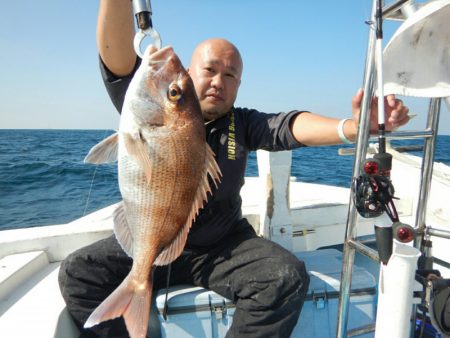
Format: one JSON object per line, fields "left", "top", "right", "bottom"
{"left": 146, "top": 45, "right": 177, "bottom": 70}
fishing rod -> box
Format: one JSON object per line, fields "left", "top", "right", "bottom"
{"left": 372, "top": 0, "right": 393, "bottom": 179}
{"left": 372, "top": 0, "right": 395, "bottom": 265}
{"left": 132, "top": 0, "right": 162, "bottom": 57}
{"left": 376, "top": 0, "right": 387, "bottom": 156}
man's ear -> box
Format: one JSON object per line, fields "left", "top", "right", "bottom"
{"left": 186, "top": 67, "right": 191, "bottom": 74}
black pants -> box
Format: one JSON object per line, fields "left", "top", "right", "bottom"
{"left": 58, "top": 221, "right": 309, "bottom": 338}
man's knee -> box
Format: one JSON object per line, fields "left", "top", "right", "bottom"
{"left": 278, "top": 256, "right": 310, "bottom": 303}
{"left": 247, "top": 252, "right": 309, "bottom": 310}
{"left": 58, "top": 248, "right": 86, "bottom": 296}
{"left": 293, "top": 258, "right": 309, "bottom": 295}
{"left": 61, "top": 237, "right": 130, "bottom": 285}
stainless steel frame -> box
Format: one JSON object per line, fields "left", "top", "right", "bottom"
{"left": 336, "top": 1, "right": 445, "bottom": 337}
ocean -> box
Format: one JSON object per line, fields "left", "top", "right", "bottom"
{"left": 0, "top": 129, "right": 449, "bottom": 231}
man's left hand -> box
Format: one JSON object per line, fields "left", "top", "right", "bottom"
{"left": 352, "top": 88, "right": 410, "bottom": 133}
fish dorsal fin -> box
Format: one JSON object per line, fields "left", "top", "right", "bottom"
{"left": 113, "top": 202, "right": 134, "bottom": 258}
{"left": 84, "top": 132, "right": 119, "bottom": 164}
{"left": 123, "top": 132, "right": 152, "bottom": 184}
{"left": 154, "top": 144, "right": 221, "bottom": 266}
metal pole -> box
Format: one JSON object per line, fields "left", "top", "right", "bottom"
{"left": 348, "top": 239, "right": 380, "bottom": 262}
{"left": 427, "top": 226, "right": 450, "bottom": 240}
{"left": 410, "top": 98, "right": 441, "bottom": 338}
{"left": 414, "top": 98, "right": 441, "bottom": 237}
{"left": 384, "top": 130, "right": 434, "bottom": 140}
{"left": 382, "top": 0, "right": 410, "bottom": 17}
{"left": 336, "top": 1, "right": 378, "bottom": 337}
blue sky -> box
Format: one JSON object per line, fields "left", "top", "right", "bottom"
{"left": 1, "top": 0, "right": 449, "bottom": 134}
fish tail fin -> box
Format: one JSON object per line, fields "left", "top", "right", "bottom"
{"left": 84, "top": 275, "right": 152, "bottom": 338}
{"left": 123, "top": 283, "right": 152, "bottom": 338}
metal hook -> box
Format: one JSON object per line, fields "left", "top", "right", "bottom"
{"left": 132, "top": 0, "right": 162, "bottom": 57}
{"left": 133, "top": 27, "right": 162, "bottom": 58}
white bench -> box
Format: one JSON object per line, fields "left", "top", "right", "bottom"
{"left": 0, "top": 251, "right": 79, "bottom": 338}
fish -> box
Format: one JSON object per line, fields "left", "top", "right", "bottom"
{"left": 82, "top": 45, "right": 221, "bottom": 338}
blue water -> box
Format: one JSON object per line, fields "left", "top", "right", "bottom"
{"left": 0, "top": 129, "right": 449, "bottom": 231}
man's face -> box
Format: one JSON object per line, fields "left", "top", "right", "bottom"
{"left": 188, "top": 40, "right": 242, "bottom": 121}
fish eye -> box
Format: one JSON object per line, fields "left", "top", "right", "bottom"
{"left": 167, "top": 84, "right": 182, "bottom": 102}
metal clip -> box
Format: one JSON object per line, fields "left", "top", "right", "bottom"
{"left": 132, "top": 0, "right": 162, "bottom": 57}
{"left": 312, "top": 290, "right": 328, "bottom": 310}
{"left": 425, "top": 280, "right": 433, "bottom": 308}
{"left": 211, "top": 300, "right": 227, "bottom": 320}
{"left": 133, "top": 27, "right": 162, "bottom": 58}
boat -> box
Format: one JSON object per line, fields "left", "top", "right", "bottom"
{"left": 1, "top": 0, "right": 449, "bottom": 337}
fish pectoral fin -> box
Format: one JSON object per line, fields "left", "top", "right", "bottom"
{"left": 154, "top": 221, "right": 190, "bottom": 266}
{"left": 123, "top": 132, "right": 153, "bottom": 184}
{"left": 113, "top": 202, "right": 134, "bottom": 257}
{"left": 84, "top": 132, "right": 119, "bottom": 164}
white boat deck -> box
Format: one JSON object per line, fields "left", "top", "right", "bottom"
{"left": 0, "top": 251, "right": 78, "bottom": 337}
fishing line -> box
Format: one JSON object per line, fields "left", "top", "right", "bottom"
{"left": 61, "top": 129, "right": 112, "bottom": 303}
{"left": 82, "top": 129, "right": 110, "bottom": 216}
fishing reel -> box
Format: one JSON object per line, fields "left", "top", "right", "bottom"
{"left": 353, "top": 156, "right": 397, "bottom": 220}
{"left": 354, "top": 157, "right": 415, "bottom": 241}
{"left": 354, "top": 155, "right": 416, "bottom": 265}
{"left": 354, "top": 154, "right": 415, "bottom": 243}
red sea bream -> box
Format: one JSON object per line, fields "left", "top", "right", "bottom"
{"left": 83, "top": 45, "right": 221, "bottom": 338}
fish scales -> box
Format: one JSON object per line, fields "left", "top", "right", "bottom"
{"left": 118, "top": 132, "right": 204, "bottom": 267}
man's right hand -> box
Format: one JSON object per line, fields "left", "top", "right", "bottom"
{"left": 97, "top": 0, "right": 136, "bottom": 77}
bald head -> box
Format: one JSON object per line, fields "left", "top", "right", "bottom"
{"left": 190, "top": 38, "right": 243, "bottom": 78}
{"left": 187, "top": 39, "right": 243, "bottom": 121}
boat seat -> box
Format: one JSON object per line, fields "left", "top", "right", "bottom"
{"left": 0, "top": 251, "right": 80, "bottom": 338}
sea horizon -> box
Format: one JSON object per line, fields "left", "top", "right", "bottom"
{"left": 1, "top": 130, "right": 449, "bottom": 230}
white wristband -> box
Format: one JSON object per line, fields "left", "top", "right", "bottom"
{"left": 337, "top": 118, "right": 353, "bottom": 144}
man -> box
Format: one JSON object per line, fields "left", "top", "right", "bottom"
{"left": 59, "top": 1, "right": 410, "bottom": 338}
